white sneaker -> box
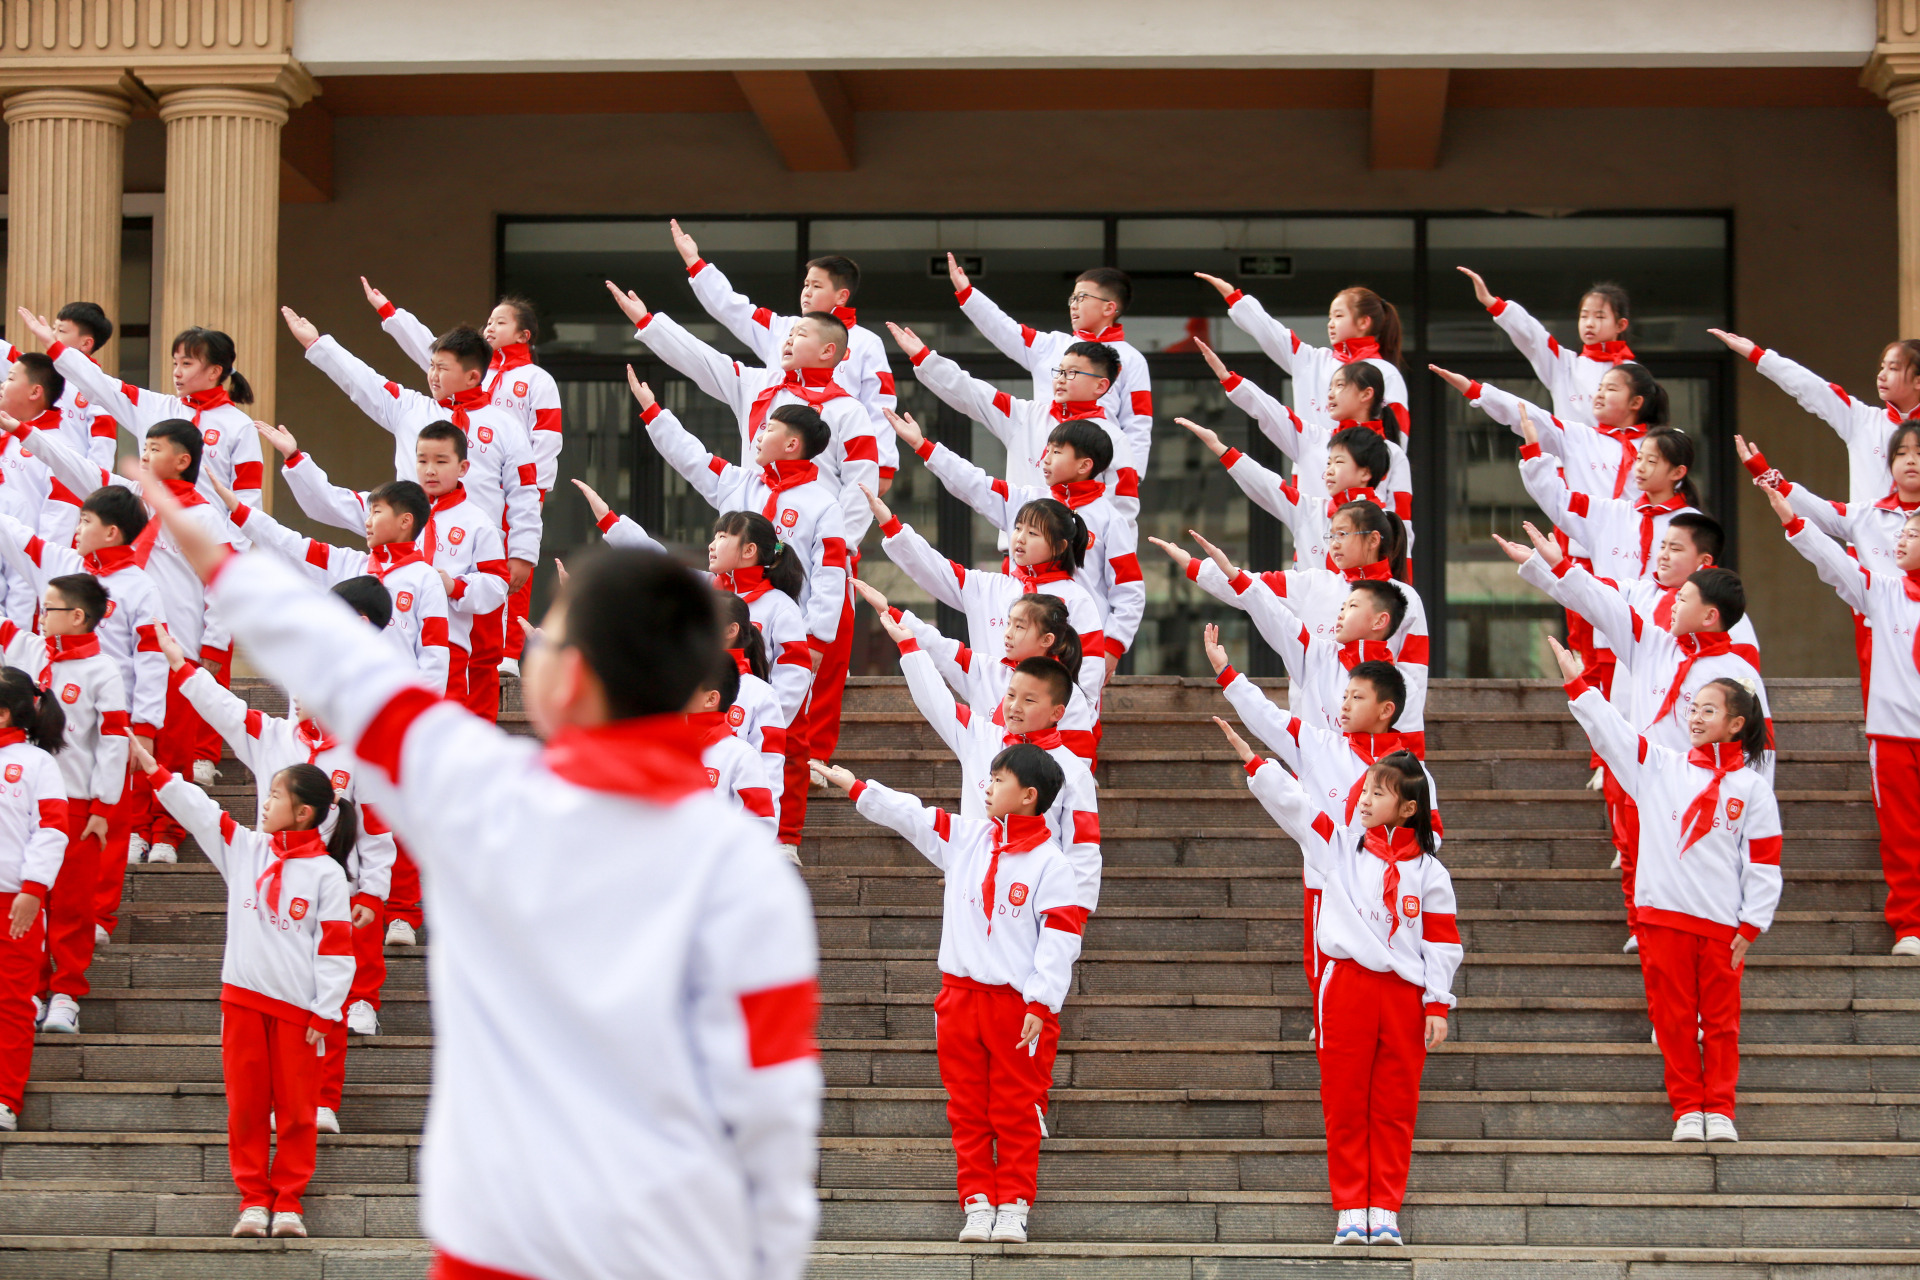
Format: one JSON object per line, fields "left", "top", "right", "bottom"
{"left": 0, "top": 1103, "right": 14, "bottom": 1131}
{"left": 126, "top": 834, "right": 148, "bottom": 865}
{"left": 384, "top": 919, "right": 416, "bottom": 947}
{"left": 778, "top": 843, "right": 801, "bottom": 867}
{"left": 346, "top": 1000, "right": 379, "bottom": 1036}
{"left": 1671, "top": 1111, "right": 1707, "bottom": 1141}
{"left": 30, "top": 995, "right": 44, "bottom": 1027}
{"left": 191, "top": 760, "right": 219, "bottom": 788}
{"left": 315, "top": 1106, "right": 340, "bottom": 1135}
{"left": 988, "top": 1199, "right": 1029, "bottom": 1243}
{"left": 146, "top": 843, "right": 177, "bottom": 864}
{"left": 230, "top": 1206, "right": 268, "bottom": 1238}
{"left": 1704, "top": 1113, "right": 1739, "bottom": 1142}
{"left": 94, "top": 924, "right": 109, "bottom": 946}
{"left": 1893, "top": 936, "right": 1920, "bottom": 957}
{"left": 1588, "top": 765, "right": 1606, "bottom": 791}
{"left": 1367, "top": 1206, "right": 1403, "bottom": 1245}
{"left": 269, "top": 1211, "right": 307, "bottom": 1238}
{"left": 1333, "top": 1207, "right": 1368, "bottom": 1244}
{"left": 41, "top": 993, "right": 79, "bottom": 1034}
{"left": 1610, "top": 850, "right": 1622, "bottom": 869}
{"left": 957, "top": 1194, "right": 995, "bottom": 1243}
{"left": 1622, "top": 934, "right": 1640, "bottom": 954}
{"left": 497, "top": 657, "right": 520, "bottom": 678}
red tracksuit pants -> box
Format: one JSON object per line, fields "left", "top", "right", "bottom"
{"left": 386, "top": 843, "right": 423, "bottom": 932}
{"left": 803, "top": 584, "right": 857, "bottom": 763}
{"left": 935, "top": 976, "right": 1060, "bottom": 1207}
{"left": 465, "top": 609, "right": 504, "bottom": 724}
{"left": 1303, "top": 887, "right": 1323, "bottom": 987}
{"left": 145, "top": 668, "right": 200, "bottom": 848}
{"left": 1871, "top": 738, "right": 1920, "bottom": 944}
{"left": 444, "top": 643, "right": 470, "bottom": 709}
{"left": 1314, "top": 958, "right": 1427, "bottom": 1212}
{"left": 777, "top": 702, "right": 812, "bottom": 847}
{"left": 193, "top": 645, "right": 234, "bottom": 766}
{"left": 1638, "top": 922, "right": 1744, "bottom": 1119}
{"left": 222, "top": 1000, "right": 325, "bottom": 1215}
{"left": 94, "top": 767, "right": 141, "bottom": 938}
{"left": 0, "top": 893, "right": 45, "bottom": 1113}
{"left": 1604, "top": 770, "right": 1641, "bottom": 935}
{"left": 319, "top": 906, "right": 386, "bottom": 1112}
{"left": 41, "top": 802, "right": 105, "bottom": 998}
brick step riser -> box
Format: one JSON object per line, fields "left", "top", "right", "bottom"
{"left": 0, "top": 1191, "right": 417, "bottom": 1240}
{"left": 79, "top": 956, "right": 428, "bottom": 991}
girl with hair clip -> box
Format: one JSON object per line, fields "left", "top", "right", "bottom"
{"left": 867, "top": 487, "right": 1108, "bottom": 711}
{"left": 1551, "top": 636, "right": 1780, "bottom": 1141}
{"left": 0, "top": 667, "right": 68, "bottom": 1132}
{"left": 1216, "top": 720, "right": 1458, "bottom": 1246}
{"left": 1708, "top": 328, "right": 1920, "bottom": 512}
{"left": 713, "top": 590, "right": 792, "bottom": 832}
{"left": 128, "top": 737, "right": 355, "bottom": 1240}
{"left": 1193, "top": 276, "right": 1411, "bottom": 438}
{"left": 1456, "top": 271, "right": 1636, "bottom": 422}
{"left": 1516, "top": 408, "right": 1701, "bottom": 588}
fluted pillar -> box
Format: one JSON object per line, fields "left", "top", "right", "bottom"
{"left": 155, "top": 87, "right": 287, "bottom": 426}
{"left": 4, "top": 88, "right": 129, "bottom": 372}
{"left": 1892, "top": 81, "right": 1920, "bottom": 339}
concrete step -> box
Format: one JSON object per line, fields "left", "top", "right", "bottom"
{"left": 73, "top": 943, "right": 428, "bottom": 993}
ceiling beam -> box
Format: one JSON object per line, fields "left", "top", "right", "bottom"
{"left": 1370, "top": 68, "right": 1449, "bottom": 169}
{"left": 732, "top": 71, "right": 855, "bottom": 171}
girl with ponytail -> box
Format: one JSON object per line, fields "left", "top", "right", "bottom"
{"left": 0, "top": 665, "right": 69, "bottom": 1133}
{"left": 713, "top": 590, "right": 791, "bottom": 832}
{"left": 1456, "top": 267, "right": 1636, "bottom": 422}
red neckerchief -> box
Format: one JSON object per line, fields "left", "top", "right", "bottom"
{"left": 160, "top": 477, "right": 207, "bottom": 508}
{"left": 1338, "top": 639, "right": 1394, "bottom": 671}
{"left": 1326, "top": 486, "right": 1384, "bottom": 519}
{"left": 1363, "top": 824, "right": 1423, "bottom": 941}
{"left": 295, "top": 717, "right": 337, "bottom": 764}
{"left": 180, "top": 387, "right": 231, "bottom": 426}
{"left": 1679, "top": 741, "right": 1746, "bottom": 852}
{"left": 715, "top": 564, "right": 772, "bottom": 603}
{"left": 439, "top": 385, "right": 492, "bottom": 430}
{"left": 1343, "top": 559, "right": 1393, "bottom": 583}
{"left": 1342, "top": 731, "right": 1412, "bottom": 821}
{"left": 1885, "top": 401, "right": 1920, "bottom": 424}
{"left": 1332, "top": 336, "right": 1381, "bottom": 364}
{"left": 1651, "top": 630, "right": 1734, "bottom": 725}
{"left": 541, "top": 714, "right": 712, "bottom": 802}
{"left": 45, "top": 633, "right": 101, "bottom": 665}
{"left": 831, "top": 305, "right": 858, "bottom": 328}
{"left": 1049, "top": 399, "right": 1106, "bottom": 424}
{"left": 1633, "top": 492, "right": 1686, "bottom": 574}
{"left": 1002, "top": 725, "right": 1065, "bottom": 750}
{"left": 369, "top": 541, "right": 425, "bottom": 580}
{"left": 1073, "top": 324, "right": 1124, "bottom": 342}
{"left": 421, "top": 484, "right": 467, "bottom": 563}
{"left": 1336, "top": 418, "right": 1386, "bottom": 438}
{"left": 1875, "top": 489, "right": 1920, "bottom": 513}
{"left": 1597, "top": 423, "right": 1647, "bottom": 499}
{"left": 1011, "top": 561, "right": 1073, "bottom": 591}
{"left": 83, "top": 544, "right": 138, "bottom": 577}
{"left": 747, "top": 367, "right": 849, "bottom": 435}
{"left": 252, "top": 827, "right": 329, "bottom": 915}
{"left": 983, "top": 812, "right": 1052, "bottom": 933}
{"left": 1582, "top": 340, "right": 1636, "bottom": 366}
{"left": 1653, "top": 584, "right": 1679, "bottom": 633}
{"left": 0, "top": 728, "right": 24, "bottom": 749}
{"left": 728, "top": 648, "right": 751, "bottom": 675}
{"left": 686, "top": 710, "right": 733, "bottom": 751}
{"left": 1905, "top": 574, "right": 1920, "bottom": 673}
{"left": 1051, "top": 478, "right": 1105, "bottom": 508}
{"left": 759, "top": 459, "right": 820, "bottom": 520}
{"left": 489, "top": 343, "right": 532, "bottom": 374}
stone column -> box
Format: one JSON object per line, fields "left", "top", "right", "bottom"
{"left": 3, "top": 88, "right": 129, "bottom": 371}
{"left": 155, "top": 87, "right": 288, "bottom": 426}
{"left": 1892, "top": 82, "right": 1920, "bottom": 340}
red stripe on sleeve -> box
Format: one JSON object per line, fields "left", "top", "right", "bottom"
{"left": 21, "top": 536, "right": 45, "bottom": 566}
{"left": 1072, "top": 811, "right": 1101, "bottom": 845}
{"left": 991, "top": 391, "right": 1012, "bottom": 417}
{"left": 318, "top": 919, "right": 354, "bottom": 957}
{"left": 354, "top": 686, "right": 442, "bottom": 785}
{"left": 120, "top": 382, "right": 142, "bottom": 405}
{"left": 706, "top": 456, "right": 728, "bottom": 477}
{"left": 361, "top": 803, "right": 390, "bottom": 836}
{"left": 1637, "top": 737, "right": 1650, "bottom": 764}
{"left": 90, "top": 416, "right": 116, "bottom": 439}
{"left": 933, "top": 809, "right": 952, "bottom": 842}
{"left": 218, "top": 812, "right": 238, "bottom": 845}
{"left": 1396, "top": 634, "right": 1429, "bottom": 666}
{"left": 304, "top": 541, "right": 331, "bottom": 570}
{"left": 990, "top": 478, "right": 1010, "bottom": 500}
{"left": 47, "top": 479, "right": 81, "bottom": 508}
{"left": 420, "top": 617, "right": 450, "bottom": 648}
{"left": 842, "top": 435, "right": 879, "bottom": 463}
{"left": 738, "top": 977, "right": 819, "bottom": 1068}
{"left": 820, "top": 537, "right": 849, "bottom": 569}
{"left": 1043, "top": 904, "right": 1089, "bottom": 935}
{"left": 739, "top": 787, "right": 776, "bottom": 820}
{"left": 231, "top": 461, "right": 264, "bottom": 491}
{"left": 135, "top": 625, "right": 162, "bottom": 654}
{"left": 243, "top": 710, "right": 265, "bottom": 739}
{"left": 1422, "top": 912, "right": 1461, "bottom": 944}
{"left": 876, "top": 371, "right": 896, "bottom": 396}
{"left": 1116, "top": 468, "right": 1140, "bottom": 499}
{"left": 751, "top": 307, "right": 774, "bottom": 330}
{"left": 517, "top": 463, "right": 538, "bottom": 486}
{"left": 382, "top": 381, "right": 402, "bottom": 400}
{"left": 36, "top": 798, "right": 67, "bottom": 831}
{"left": 1019, "top": 325, "right": 1038, "bottom": 349}
{"left": 1828, "top": 381, "right": 1850, "bottom": 403}
{"left": 100, "top": 710, "right": 130, "bottom": 735}
{"left": 1109, "top": 553, "right": 1142, "bottom": 584}
{"left": 533, "top": 408, "right": 562, "bottom": 433}
{"left": 758, "top": 725, "right": 786, "bottom": 755}
{"left": 1749, "top": 835, "right": 1782, "bottom": 866}
{"left": 778, "top": 640, "right": 812, "bottom": 667}
{"left": 1311, "top": 813, "right": 1335, "bottom": 843}
{"left": 1566, "top": 493, "right": 1590, "bottom": 518}
{"left": 1130, "top": 390, "right": 1153, "bottom": 418}
{"left": 954, "top": 703, "right": 973, "bottom": 729}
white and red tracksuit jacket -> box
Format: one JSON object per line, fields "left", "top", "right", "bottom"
{"left": 955, "top": 283, "right": 1154, "bottom": 477}
{"left": 0, "top": 515, "right": 167, "bottom": 738}
{"left": 1469, "top": 379, "right": 1645, "bottom": 505}
{"left": 897, "top": 642, "right": 1102, "bottom": 909}
{"left": 1219, "top": 370, "right": 1412, "bottom": 533}
{"left": 906, "top": 344, "right": 1140, "bottom": 526}
{"left": 1223, "top": 288, "right": 1411, "bottom": 437}
{"left": 1786, "top": 516, "right": 1920, "bottom": 740}
{"left": 1567, "top": 680, "right": 1783, "bottom": 942}
{"left": 47, "top": 340, "right": 266, "bottom": 511}
{"left": 1482, "top": 294, "right": 1637, "bottom": 422}
{"left": 376, "top": 306, "right": 565, "bottom": 492}
{"left": 891, "top": 605, "right": 1099, "bottom": 763}
{"left": 1519, "top": 553, "right": 1774, "bottom": 783}
{"left": 1745, "top": 343, "right": 1920, "bottom": 510}
{"left": 685, "top": 256, "right": 902, "bottom": 478}
{"left": 729, "top": 662, "right": 791, "bottom": 794}
{"left": 206, "top": 548, "right": 822, "bottom": 1280}
{"left": 280, "top": 453, "right": 510, "bottom": 660}
{"left": 304, "top": 335, "right": 543, "bottom": 565}
{"left": 1244, "top": 756, "right": 1460, "bottom": 1011}
{"left": 0, "top": 732, "right": 68, "bottom": 898}
{"left": 0, "top": 407, "right": 85, "bottom": 553}
{"left": 0, "top": 343, "right": 118, "bottom": 470}
{"left": 913, "top": 436, "right": 1145, "bottom": 657}
{"left": 149, "top": 766, "right": 352, "bottom": 1031}
{"left": 177, "top": 666, "right": 397, "bottom": 911}
{"left": 1225, "top": 592, "right": 1419, "bottom": 752}
{"left": 1188, "top": 557, "right": 1430, "bottom": 749}
{"left": 880, "top": 514, "right": 1108, "bottom": 711}
{"left": 1520, "top": 443, "right": 1697, "bottom": 588}
{"left": 228, "top": 505, "right": 451, "bottom": 695}
{"left": 853, "top": 778, "right": 1084, "bottom": 1013}
{"left": 634, "top": 310, "right": 879, "bottom": 546}
{"left": 0, "top": 630, "right": 127, "bottom": 806}
{"left": 640, "top": 402, "right": 850, "bottom": 653}
{"left": 1752, "top": 448, "right": 1918, "bottom": 580}
{"left": 696, "top": 713, "right": 778, "bottom": 840}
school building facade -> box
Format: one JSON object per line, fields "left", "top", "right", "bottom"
{"left": 0, "top": 0, "right": 1908, "bottom": 678}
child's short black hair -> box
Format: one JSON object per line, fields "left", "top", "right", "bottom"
{"left": 1076, "top": 266, "right": 1133, "bottom": 312}
{"left": 807, "top": 255, "right": 860, "bottom": 297}
{"left": 431, "top": 326, "right": 493, "bottom": 375}
{"left": 55, "top": 301, "right": 113, "bottom": 351}
{"left": 1010, "top": 656, "right": 1073, "bottom": 709}
{"left": 368, "top": 480, "right": 432, "bottom": 542}
{"left": 564, "top": 547, "right": 720, "bottom": 720}
{"left": 416, "top": 420, "right": 468, "bottom": 461}
{"left": 1062, "top": 340, "right": 1120, "bottom": 385}
{"left": 768, "top": 404, "right": 831, "bottom": 459}
{"left": 1666, "top": 512, "right": 1723, "bottom": 562}
{"left": 332, "top": 576, "right": 392, "bottom": 630}
{"left": 12, "top": 351, "right": 63, "bottom": 410}
{"left": 145, "top": 419, "right": 203, "bottom": 484}
{"left": 81, "top": 486, "right": 147, "bottom": 544}
{"left": 702, "top": 650, "right": 741, "bottom": 712}
{"left": 1328, "top": 426, "right": 1391, "bottom": 491}
{"left": 799, "top": 310, "right": 848, "bottom": 354}
{"left": 47, "top": 573, "right": 107, "bottom": 630}
{"left": 1046, "top": 419, "right": 1113, "bottom": 477}
{"left": 1688, "top": 566, "right": 1746, "bottom": 631}
{"left": 989, "top": 742, "right": 1064, "bottom": 814}
{"left": 1348, "top": 579, "right": 1408, "bottom": 638}
{"left": 1346, "top": 659, "right": 1406, "bottom": 727}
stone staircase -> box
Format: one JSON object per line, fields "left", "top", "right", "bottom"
{"left": 6, "top": 675, "right": 1920, "bottom": 1278}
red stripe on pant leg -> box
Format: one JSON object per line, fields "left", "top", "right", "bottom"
{"left": 463, "top": 608, "right": 504, "bottom": 724}
{"left": 503, "top": 575, "right": 533, "bottom": 660}
{"left": 149, "top": 680, "right": 200, "bottom": 848}
{"left": 443, "top": 644, "right": 470, "bottom": 706}
{"left": 348, "top": 900, "right": 387, "bottom": 1008}
{"left": 1303, "top": 887, "right": 1321, "bottom": 990}
{"left": 1638, "top": 923, "right": 1709, "bottom": 1118}
{"left": 1872, "top": 738, "right": 1920, "bottom": 941}
{"left": 263, "top": 1009, "right": 322, "bottom": 1215}
{"left": 194, "top": 647, "right": 234, "bottom": 766}
{"left": 95, "top": 770, "right": 142, "bottom": 935}
{"left": 777, "top": 706, "right": 812, "bottom": 846}
{"left": 1854, "top": 611, "right": 1874, "bottom": 712}
{"left": 980, "top": 983, "right": 1059, "bottom": 1206}
{"left": 46, "top": 802, "right": 102, "bottom": 998}
{"left": 0, "top": 896, "right": 43, "bottom": 1113}
{"left": 221, "top": 1002, "right": 276, "bottom": 1210}
{"left": 387, "top": 846, "right": 423, "bottom": 930}
{"left": 802, "top": 588, "right": 857, "bottom": 761}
